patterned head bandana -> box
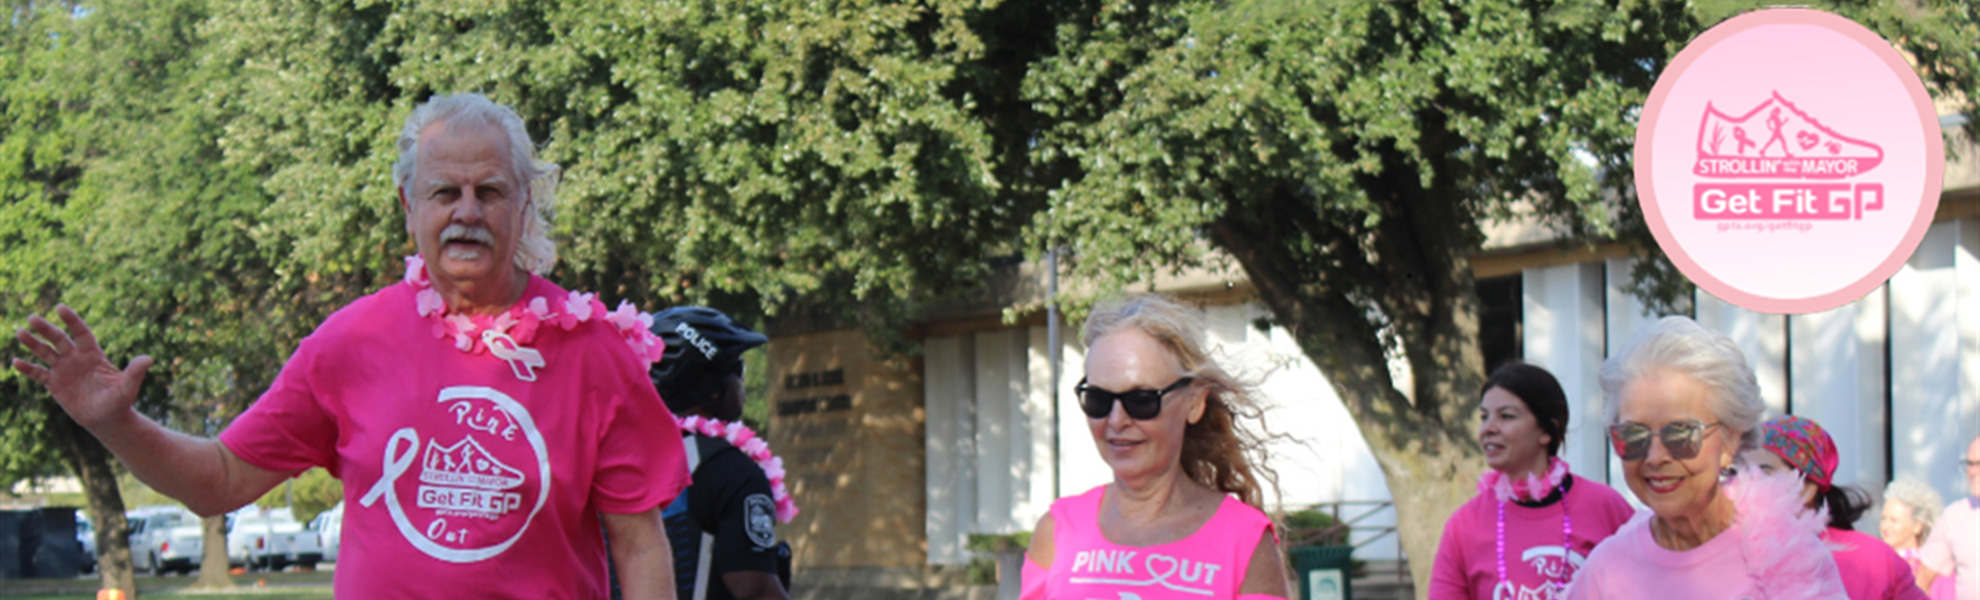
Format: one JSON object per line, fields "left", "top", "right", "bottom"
{"left": 1760, "top": 415, "right": 1839, "bottom": 492}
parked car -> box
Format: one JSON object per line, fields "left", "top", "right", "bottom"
{"left": 226, "top": 506, "right": 322, "bottom": 571}
{"left": 76, "top": 512, "right": 96, "bottom": 574}
{"left": 305, "top": 501, "right": 343, "bottom": 563}
{"left": 127, "top": 506, "right": 205, "bottom": 576}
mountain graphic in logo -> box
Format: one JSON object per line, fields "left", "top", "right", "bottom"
{"left": 1695, "top": 91, "right": 1882, "bottom": 179}
{"left": 419, "top": 436, "right": 525, "bottom": 491}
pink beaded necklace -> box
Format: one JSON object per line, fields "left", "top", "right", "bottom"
{"left": 1479, "top": 457, "right": 1574, "bottom": 595}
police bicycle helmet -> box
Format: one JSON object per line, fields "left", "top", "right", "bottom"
{"left": 649, "top": 306, "right": 769, "bottom": 416}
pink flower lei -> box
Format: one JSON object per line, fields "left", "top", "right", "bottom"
{"left": 403, "top": 255, "right": 667, "bottom": 363}
{"left": 678, "top": 415, "right": 800, "bottom": 523}
{"left": 1478, "top": 457, "right": 1574, "bottom": 595}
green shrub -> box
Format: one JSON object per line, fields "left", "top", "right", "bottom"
{"left": 1282, "top": 508, "right": 1350, "bottom": 547}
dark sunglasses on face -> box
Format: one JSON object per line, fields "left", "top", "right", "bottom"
{"left": 1608, "top": 420, "right": 1725, "bottom": 461}
{"left": 1074, "top": 376, "right": 1194, "bottom": 420}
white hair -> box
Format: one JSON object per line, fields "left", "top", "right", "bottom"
{"left": 1882, "top": 478, "right": 1944, "bottom": 545}
{"left": 1599, "top": 316, "right": 1766, "bottom": 446}
{"left": 392, "top": 93, "right": 560, "bottom": 274}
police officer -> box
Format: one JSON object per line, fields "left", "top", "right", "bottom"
{"left": 648, "top": 307, "right": 791, "bottom": 600}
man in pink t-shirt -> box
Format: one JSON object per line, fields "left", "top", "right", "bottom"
{"left": 1920, "top": 436, "right": 1980, "bottom": 600}
{"left": 13, "top": 94, "right": 688, "bottom": 599}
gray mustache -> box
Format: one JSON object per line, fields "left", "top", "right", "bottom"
{"left": 441, "top": 224, "right": 495, "bottom": 246}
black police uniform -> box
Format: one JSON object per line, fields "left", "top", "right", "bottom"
{"left": 665, "top": 432, "right": 788, "bottom": 600}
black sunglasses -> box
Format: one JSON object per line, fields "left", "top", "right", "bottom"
{"left": 1608, "top": 420, "right": 1725, "bottom": 461}
{"left": 1074, "top": 377, "right": 1194, "bottom": 420}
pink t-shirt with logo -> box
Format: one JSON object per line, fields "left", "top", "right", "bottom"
{"left": 1429, "top": 474, "right": 1638, "bottom": 600}
{"left": 1021, "top": 485, "right": 1281, "bottom": 600}
{"left": 220, "top": 276, "right": 689, "bottom": 599}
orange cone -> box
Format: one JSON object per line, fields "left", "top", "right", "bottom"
{"left": 96, "top": 590, "right": 126, "bottom": 600}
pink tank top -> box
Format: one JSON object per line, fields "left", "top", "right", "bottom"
{"left": 1022, "top": 485, "right": 1283, "bottom": 599}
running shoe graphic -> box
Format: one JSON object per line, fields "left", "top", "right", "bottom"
{"left": 1694, "top": 91, "right": 1883, "bottom": 179}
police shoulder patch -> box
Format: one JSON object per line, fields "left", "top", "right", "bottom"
{"left": 743, "top": 494, "right": 777, "bottom": 548}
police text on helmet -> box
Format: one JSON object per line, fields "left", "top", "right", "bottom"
{"left": 676, "top": 322, "right": 719, "bottom": 360}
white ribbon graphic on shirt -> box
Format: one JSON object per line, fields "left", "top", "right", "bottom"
{"left": 358, "top": 386, "right": 553, "bottom": 563}
{"left": 482, "top": 330, "right": 545, "bottom": 382}
{"left": 1068, "top": 553, "right": 1215, "bottom": 596}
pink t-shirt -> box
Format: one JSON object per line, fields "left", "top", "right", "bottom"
{"left": 221, "top": 276, "right": 689, "bottom": 599}
{"left": 1429, "top": 474, "right": 1638, "bottom": 600}
{"left": 1826, "top": 527, "right": 1928, "bottom": 600}
{"left": 1898, "top": 547, "right": 1959, "bottom": 600}
{"left": 1566, "top": 510, "right": 1846, "bottom": 600}
{"left": 1021, "top": 485, "right": 1281, "bottom": 599}
{"left": 1920, "top": 498, "right": 1979, "bottom": 600}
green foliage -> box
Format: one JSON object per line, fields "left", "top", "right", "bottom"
{"left": 963, "top": 531, "right": 1030, "bottom": 585}
{"left": 1281, "top": 508, "right": 1349, "bottom": 547}
{"left": 256, "top": 468, "right": 342, "bottom": 524}
{"left": 965, "top": 530, "right": 1033, "bottom": 553}
{"left": 741, "top": 347, "right": 771, "bottom": 431}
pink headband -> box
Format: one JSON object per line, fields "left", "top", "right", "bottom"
{"left": 1760, "top": 415, "right": 1839, "bottom": 492}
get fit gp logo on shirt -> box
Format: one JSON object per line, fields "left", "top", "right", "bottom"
{"left": 1491, "top": 546, "right": 1587, "bottom": 600}
{"left": 1635, "top": 8, "right": 1943, "bottom": 314}
{"left": 359, "top": 386, "right": 552, "bottom": 563}
{"left": 1069, "top": 548, "right": 1225, "bottom": 596}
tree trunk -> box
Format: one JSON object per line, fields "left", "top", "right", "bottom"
{"left": 191, "top": 514, "right": 234, "bottom": 589}
{"left": 52, "top": 413, "right": 138, "bottom": 599}
{"left": 1361, "top": 421, "right": 1482, "bottom": 599}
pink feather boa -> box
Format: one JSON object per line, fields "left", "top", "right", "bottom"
{"left": 1723, "top": 467, "right": 1839, "bottom": 600}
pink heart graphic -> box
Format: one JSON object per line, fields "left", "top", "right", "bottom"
{"left": 1796, "top": 130, "right": 1819, "bottom": 150}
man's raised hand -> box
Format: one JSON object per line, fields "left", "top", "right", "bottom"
{"left": 12, "top": 305, "right": 153, "bottom": 429}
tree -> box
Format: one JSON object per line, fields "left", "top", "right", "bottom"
{"left": 1022, "top": 0, "right": 1978, "bottom": 594}
{"left": 1, "top": 2, "right": 141, "bottom": 594}
{"left": 182, "top": 0, "right": 1028, "bottom": 340}
{"left": 2, "top": 0, "right": 287, "bottom": 593}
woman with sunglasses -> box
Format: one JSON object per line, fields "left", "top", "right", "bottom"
{"left": 1741, "top": 415, "right": 1928, "bottom": 600}
{"left": 1566, "top": 316, "right": 1845, "bottom": 599}
{"left": 1429, "top": 362, "right": 1636, "bottom": 600}
{"left": 1021, "top": 294, "right": 1288, "bottom": 599}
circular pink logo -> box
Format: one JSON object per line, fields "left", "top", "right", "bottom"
{"left": 1636, "top": 8, "right": 1943, "bottom": 314}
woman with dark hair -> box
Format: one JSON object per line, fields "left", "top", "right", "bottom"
{"left": 1742, "top": 415, "right": 1928, "bottom": 600}
{"left": 1429, "top": 362, "right": 1636, "bottom": 600}
{"left": 1022, "top": 294, "right": 1288, "bottom": 599}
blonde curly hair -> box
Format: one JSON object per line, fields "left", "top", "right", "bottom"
{"left": 1082, "top": 293, "right": 1277, "bottom": 509}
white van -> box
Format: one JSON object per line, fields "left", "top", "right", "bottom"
{"left": 306, "top": 502, "right": 343, "bottom": 563}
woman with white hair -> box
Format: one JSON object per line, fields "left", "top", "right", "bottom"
{"left": 1022, "top": 294, "right": 1289, "bottom": 599}
{"left": 1882, "top": 479, "right": 1955, "bottom": 599}
{"left": 1566, "top": 316, "right": 1845, "bottom": 599}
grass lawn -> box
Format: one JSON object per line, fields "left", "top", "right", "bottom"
{"left": 0, "top": 570, "right": 333, "bottom": 600}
